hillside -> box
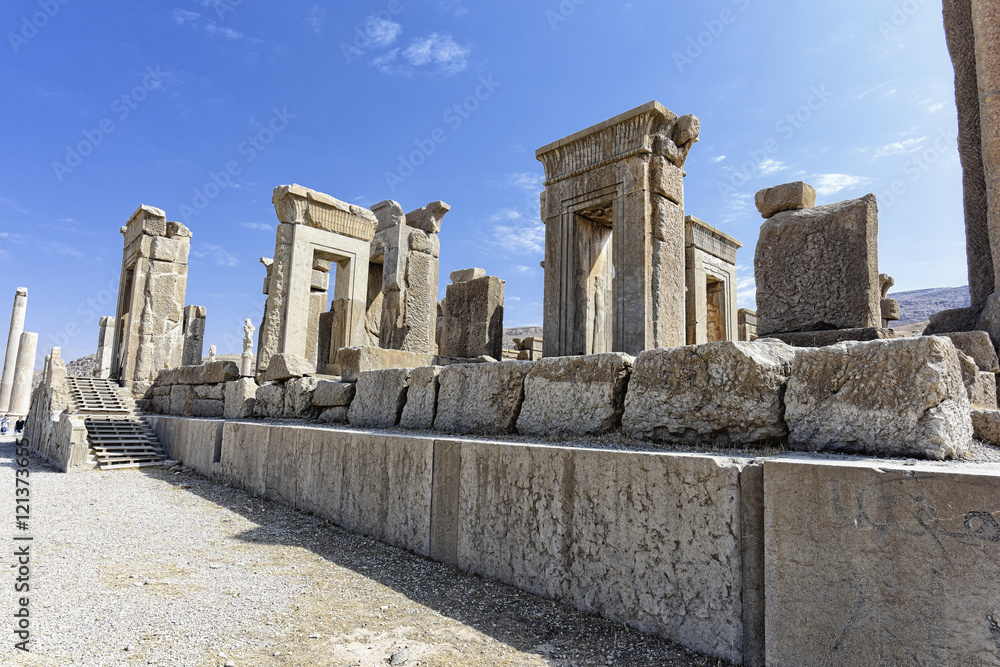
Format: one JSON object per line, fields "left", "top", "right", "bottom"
{"left": 888, "top": 285, "right": 970, "bottom": 328}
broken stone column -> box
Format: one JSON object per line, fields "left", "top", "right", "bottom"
{"left": 368, "top": 199, "right": 448, "bottom": 354}
{"left": 537, "top": 101, "right": 700, "bottom": 357}
{"left": 0, "top": 287, "right": 27, "bottom": 413}
{"left": 8, "top": 332, "right": 38, "bottom": 416}
{"left": 880, "top": 274, "right": 901, "bottom": 328}
{"left": 443, "top": 269, "right": 504, "bottom": 359}
{"left": 181, "top": 305, "right": 207, "bottom": 366}
{"left": 111, "top": 206, "right": 192, "bottom": 393}
{"left": 93, "top": 316, "right": 115, "bottom": 378}
{"left": 257, "top": 185, "right": 376, "bottom": 375}
{"left": 241, "top": 319, "right": 255, "bottom": 377}
{"left": 754, "top": 186, "right": 890, "bottom": 346}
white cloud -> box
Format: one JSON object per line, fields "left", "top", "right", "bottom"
{"left": 193, "top": 243, "right": 239, "bottom": 267}
{"left": 373, "top": 48, "right": 401, "bottom": 74}
{"left": 758, "top": 158, "right": 787, "bottom": 176}
{"left": 813, "top": 173, "right": 871, "bottom": 197}
{"left": 365, "top": 16, "right": 402, "bottom": 47}
{"left": 440, "top": 0, "right": 469, "bottom": 16}
{"left": 403, "top": 34, "right": 470, "bottom": 74}
{"left": 172, "top": 9, "right": 247, "bottom": 41}
{"left": 507, "top": 172, "right": 544, "bottom": 193}
{"left": 873, "top": 137, "right": 925, "bottom": 159}
{"left": 0, "top": 197, "right": 28, "bottom": 214}
{"left": 308, "top": 5, "right": 326, "bottom": 34}
{"left": 240, "top": 222, "right": 273, "bottom": 231}
{"left": 512, "top": 265, "right": 535, "bottom": 275}
{"left": 489, "top": 209, "right": 545, "bottom": 256}
{"left": 710, "top": 155, "right": 727, "bottom": 163}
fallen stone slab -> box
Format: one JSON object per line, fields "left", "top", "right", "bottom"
{"left": 940, "top": 331, "right": 1000, "bottom": 372}
{"left": 312, "top": 380, "right": 356, "bottom": 407}
{"left": 622, "top": 340, "right": 797, "bottom": 446}
{"left": 784, "top": 336, "right": 972, "bottom": 459}
{"left": 516, "top": 353, "right": 633, "bottom": 437}
{"left": 972, "top": 409, "right": 1000, "bottom": 446}
{"left": 435, "top": 361, "right": 532, "bottom": 435}
{"left": 348, "top": 368, "right": 412, "bottom": 429}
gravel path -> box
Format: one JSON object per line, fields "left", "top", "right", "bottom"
{"left": 0, "top": 435, "right": 733, "bottom": 667}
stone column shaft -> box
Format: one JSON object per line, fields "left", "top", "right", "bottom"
{"left": 970, "top": 0, "right": 1000, "bottom": 294}
{"left": 0, "top": 288, "right": 28, "bottom": 413}
{"left": 8, "top": 332, "right": 38, "bottom": 416}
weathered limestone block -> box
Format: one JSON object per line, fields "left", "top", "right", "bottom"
{"left": 151, "top": 394, "right": 169, "bottom": 415}
{"left": 191, "top": 398, "right": 224, "bottom": 418}
{"left": 450, "top": 268, "right": 485, "bottom": 284}
{"left": 193, "top": 383, "right": 224, "bottom": 400}
{"left": 755, "top": 195, "right": 880, "bottom": 336}
{"left": 754, "top": 181, "right": 816, "bottom": 219}
{"left": 444, "top": 275, "right": 505, "bottom": 359}
{"left": 622, "top": 341, "right": 797, "bottom": 446}
{"left": 784, "top": 337, "right": 973, "bottom": 459}
{"left": 312, "top": 380, "right": 356, "bottom": 407}
{"left": 957, "top": 349, "right": 984, "bottom": 405}
{"left": 347, "top": 368, "right": 411, "bottom": 429}
{"left": 516, "top": 353, "right": 633, "bottom": 437}
{"left": 972, "top": 408, "right": 1000, "bottom": 446}
{"left": 263, "top": 353, "right": 314, "bottom": 382}
{"left": 169, "top": 385, "right": 196, "bottom": 416}
{"left": 764, "top": 458, "right": 1000, "bottom": 667}
{"left": 371, "top": 199, "right": 405, "bottom": 232}
{"left": 457, "top": 442, "right": 749, "bottom": 664}
{"left": 219, "top": 422, "right": 270, "bottom": 496}
{"left": 941, "top": 330, "right": 1000, "bottom": 372}
{"left": 252, "top": 383, "right": 285, "bottom": 419}
{"left": 284, "top": 376, "right": 319, "bottom": 419}
{"left": 400, "top": 366, "right": 443, "bottom": 430}
{"left": 224, "top": 378, "right": 257, "bottom": 419}
{"left": 434, "top": 361, "right": 532, "bottom": 435}
{"left": 764, "top": 327, "right": 898, "bottom": 347}
{"left": 331, "top": 346, "right": 435, "bottom": 382}
{"left": 94, "top": 316, "right": 115, "bottom": 379}
{"left": 977, "top": 371, "right": 998, "bottom": 409}
{"left": 157, "top": 361, "right": 240, "bottom": 386}
{"left": 405, "top": 201, "right": 450, "bottom": 234}
{"left": 318, "top": 406, "right": 349, "bottom": 424}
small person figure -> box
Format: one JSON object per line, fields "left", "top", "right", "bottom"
{"left": 1, "top": 415, "right": 8, "bottom": 435}
{"left": 14, "top": 418, "right": 25, "bottom": 434}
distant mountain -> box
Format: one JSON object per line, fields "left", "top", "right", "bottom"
{"left": 503, "top": 326, "right": 543, "bottom": 350}
{"left": 888, "top": 286, "right": 970, "bottom": 326}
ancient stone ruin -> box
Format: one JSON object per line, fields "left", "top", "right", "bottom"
{"left": 16, "top": 12, "right": 1000, "bottom": 663}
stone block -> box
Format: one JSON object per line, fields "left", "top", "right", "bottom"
{"left": 764, "top": 457, "right": 1000, "bottom": 667}
{"left": 651, "top": 155, "right": 684, "bottom": 204}
{"left": 151, "top": 395, "right": 169, "bottom": 414}
{"left": 457, "top": 442, "right": 749, "bottom": 664}
{"left": 784, "top": 337, "right": 973, "bottom": 459}
{"left": 516, "top": 353, "right": 633, "bottom": 437}
{"left": 623, "top": 340, "right": 797, "bottom": 446}
{"left": 169, "top": 384, "right": 196, "bottom": 416}
{"left": 312, "top": 380, "right": 356, "bottom": 407}
{"left": 400, "top": 366, "right": 443, "bottom": 430}
{"left": 371, "top": 199, "right": 405, "bottom": 233}
{"left": 443, "top": 276, "right": 505, "bottom": 359}
{"left": 331, "top": 346, "right": 436, "bottom": 382}
{"left": 754, "top": 181, "right": 817, "bottom": 219}
{"left": 284, "top": 376, "right": 319, "bottom": 419}
{"left": 941, "top": 331, "right": 1000, "bottom": 372}
{"left": 924, "top": 305, "right": 983, "bottom": 336}
{"left": 150, "top": 236, "right": 190, "bottom": 264}
{"left": 347, "top": 368, "right": 411, "bottom": 429}
{"left": 434, "top": 361, "right": 531, "bottom": 435}
{"left": 263, "top": 353, "right": 314, "bottom": 382}
{"left": 979, "top": 371, "right": 998, "bottom": 409}
{"left": 318, "top": 406, "right": 349, "bottom": 424}
{"left": 191, "top": 398, "right": 225, "bottom": 418}
{"left": 880, "top": 298, "right": 900, "bottom": 322}
{"left": 224, "top": 378, "right": 257, "bottom": 419}
{"left": 763, "top": 327, "right": 898, "bottom": 347}
{"left": 450, "top": 268, "right": 485, "bottom": 284}
{"left": 194, "top": 383, "right": 224, "bottom": 400}
{"left": 754, "top": 194, "right": 880, "bottom": 336}
{"left": 972, "top": 408, "right": 1000, "bottom": 446}
{"left": 252, "top": 383, "right": 285, "bottom": 419}
{"left": 219, "top": 422, "right": 270, "bottom": 496}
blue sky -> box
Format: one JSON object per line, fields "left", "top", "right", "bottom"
{"left": 0, "top": 0, "right": 967, "bottom": 363}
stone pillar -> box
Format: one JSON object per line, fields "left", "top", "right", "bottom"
{"left": 971, "top": 0, "right": 1000, "bottom": 296}
{"left": 0, "top": 287, "right": 28, "bottom": 413}
{"left": 181, "top": 305, "right": 206, "bottom": 366}
{"left": 443, "top": 270, "right": 505, "bottom": 359}
{"left": 8, "top": 332, "right": 38, "bottom": 416}
{"left": 93, "top": 316, "right": 115, "bottom": 378}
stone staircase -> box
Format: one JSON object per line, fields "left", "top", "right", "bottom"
{"left": 66, "top": 378, "right": 167, "bottom": 470}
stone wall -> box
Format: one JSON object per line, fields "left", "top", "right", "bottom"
{"left": 146, "top": 415, "right": 1000, "bottom": 666}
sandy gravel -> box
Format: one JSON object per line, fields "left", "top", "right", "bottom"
{"left": 0, "top": 434, "right": 734, "bottom": 667}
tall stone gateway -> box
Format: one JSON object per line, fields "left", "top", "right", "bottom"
{"left": 936, "top": 0, "right": 1000, "bottom": 341}
{"left": 0, "top": 287, "right": 27, "bottom": 413}
{"left": 257, "top": 185, "right": 377, "bottom": 375}
{"left": 110, "top": 205, "right": 192, "bottom": 393}
{"left": 536, "top": 101, "right": 700, "bottom": 357}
